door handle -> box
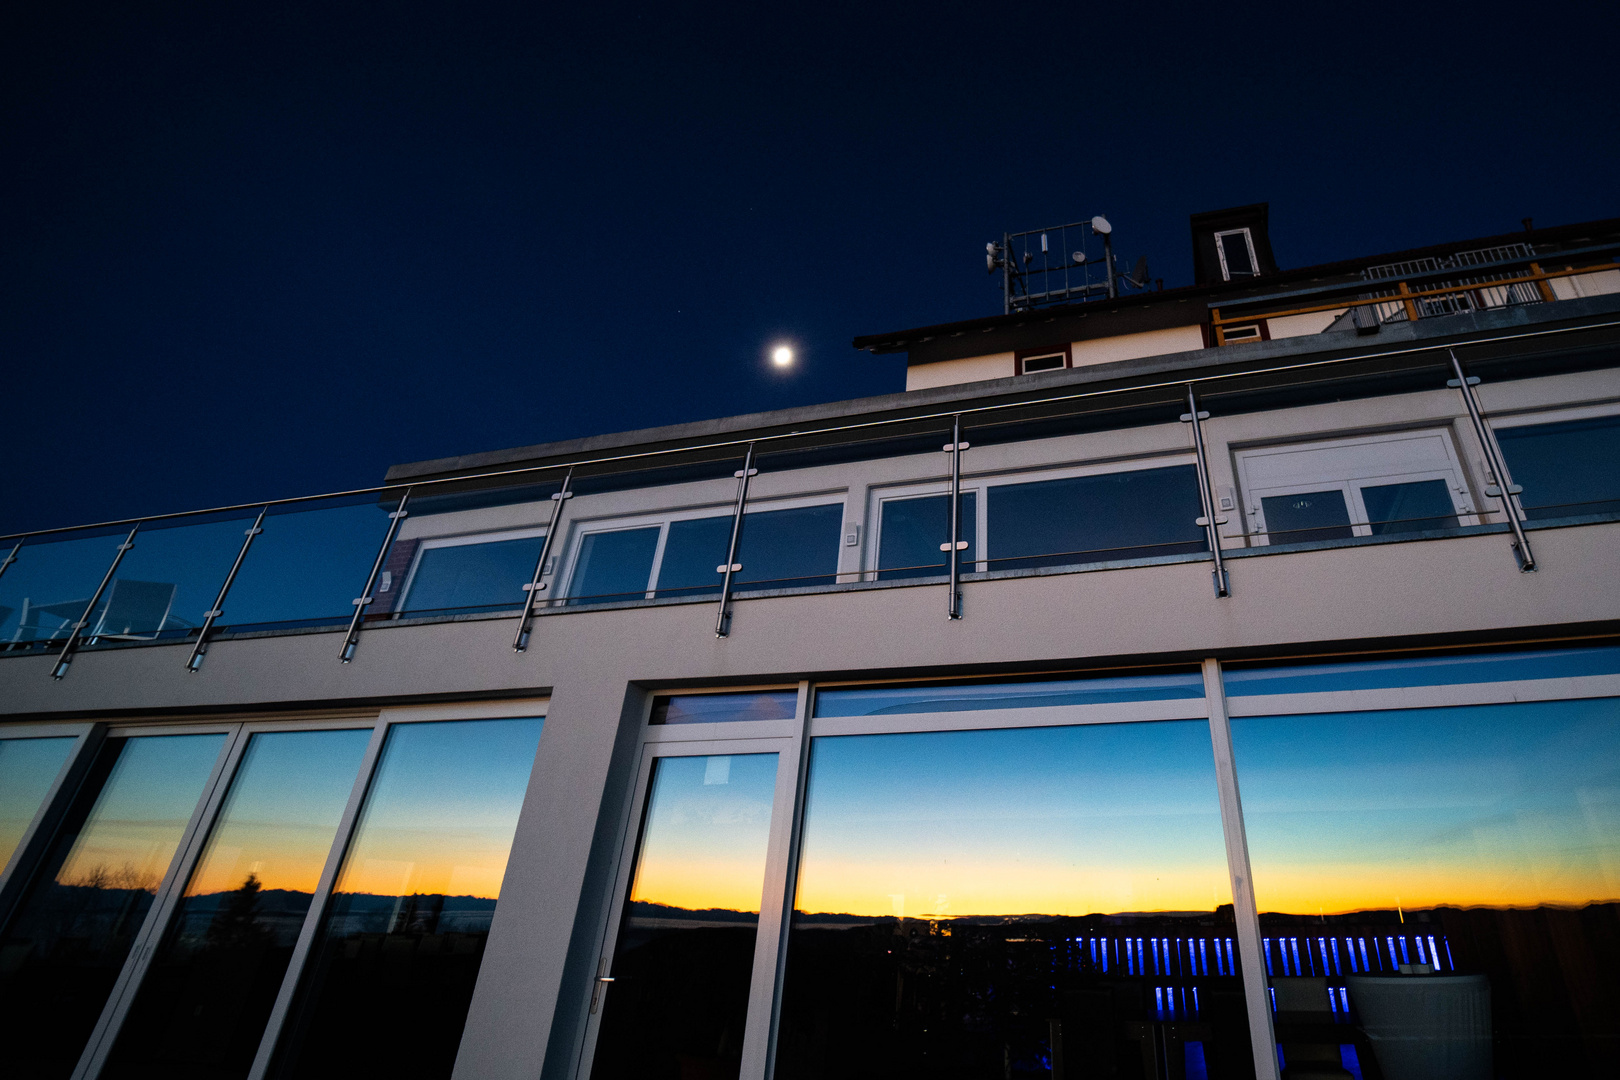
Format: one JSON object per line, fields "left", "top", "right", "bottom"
{"left": 589, "top": 972, "right": 615, "bottom": 1014}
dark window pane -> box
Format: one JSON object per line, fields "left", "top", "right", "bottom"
{"left": 735, "top": 504, "right": 842, "bottom": 591}
{"left": 590, "top": 754, "right": 779, "bottom": 1080}
{"left": 400, "top": 536, "right": 545, "bottom": 615}
{"left": 987, "top": 465, "right": 1206, "bottom": 570}
{"left": 649, "top": 692, "right": 798, "bottom": 725}
{"left": 0, "top": 737, "right": 77, "bottom": 870}
{"left": 1495, "top": 415, "right": 1620, "bottom": 519}
{"left": 570, "top": 528, "right": 660, "bottom": 604}
{"left": 814, "top": 671, "right": 1205, "bottom": 716}
{"left": 1233, "top": 698, "right": 1620, "bottom": 1077}
{"left": 1360, "top": 478, "right": 1458, "bottom": 534}
{"left": 0, "top": 733, "right": 226, "bottom": 1080}
{"left": 876, "top": 493, "right": 975, "bottom": 580}
{"left": 102, "top": 728, "right": 372, "bottom": 1080}
{"left": 654, "top": 516, "right": 732, "bottom": 598}
{"left": 1022, "top": 353, "right": 1064, "bottom": 373}
{"left": 1260, "top": 489, "right": 1353, "bottom": 543}
{"left": 777, "top": 723, "right": 1251, "bottom": 1080}
{"left": 1221, "top": 232, "right": 1254, "bottom": 276}
{"left": 271, "top": 717, "right": 543, "bottom": 1080}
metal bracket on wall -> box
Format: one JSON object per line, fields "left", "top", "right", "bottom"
{"left": 1447, "top": 350, "right": 1536, "bottom": 572}
{"left": 1182, "top": 387, "right": 1231, "bottom": 597}
{"left": 339, "top": 489, "right": 413, "bottom": 663}
{"left": 945, "top": 415, "right": 967, "bottom": 619}
{"left": 50, "top": 524, "right": 140, "bottom": 679}
{"left": 186, "top": 506, "right": 269, "bottom": 672}
{"left": 715, "top": 444, "right": 757, "bottom": 638}
{"left": 513, "top": 468, "right": 574, "bottom": 652}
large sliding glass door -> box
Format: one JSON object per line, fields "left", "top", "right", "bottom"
{"left": 580, "top": 692, "right": 807, "bottom": 1080}
{"left": 1224, "top": 647, "right": 1620, "bottom": 1079}
{"left": 0, "top": 702, "right": 546, "bottom": 1080}
{"left": 580, "top": 647, "right": 1620, "bottom": 1080}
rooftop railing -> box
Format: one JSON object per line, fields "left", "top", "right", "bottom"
{"left": 3, "top": 320, "right": 1618, "bottom": 679}
{"left": 1208, "top": 241, "right": 1620, "bottom": 345}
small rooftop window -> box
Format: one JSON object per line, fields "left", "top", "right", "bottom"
{"left": 1215, "top": 228, "right": 1259, "bottom": 280}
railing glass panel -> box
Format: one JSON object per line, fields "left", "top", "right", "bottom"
{"left": 218, "top": 496, "right": 397, "bottom": 630}
{"left": 0, "top": 530, "right": 129, "bottom": 647}
{"left": 81, "top": 514, "right": 260, "bottom": 644}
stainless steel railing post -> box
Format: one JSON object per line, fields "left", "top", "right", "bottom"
{"left": 513, "top": 468, "right": 574, "bottom": 652}
{"left": 185, "top": 506, "right": 268, "bottom": 672}
{"left": 50, "top": 524, "right": 140, "bottom": 679}
{"left": 715, "top": 445, "right": 757, "bottom": 638}
{"left": 943, "top": 415, "right": 969, "bottom": 619}
{"left": 340, "top": 490, "right": 412, "bottom": 663}
{"left": 1448, "top": 350, "right": 1536, "bottom": 572}
{"left": 1183, "top": 385, "right": 1231, "bottom": 597}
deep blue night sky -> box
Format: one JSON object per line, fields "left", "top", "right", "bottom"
{"left": 4, "top": 1, "right": 1615, "bottom": 534}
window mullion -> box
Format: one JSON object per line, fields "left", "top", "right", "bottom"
{"left": 243, "top": 719, "right": 390, "bottom": 1080}
{"left": 758, "top": 681, "right": 814, "bottom": 1080}
{"left": 1202, "top": 658, "right": 1281, "bottom": 1080}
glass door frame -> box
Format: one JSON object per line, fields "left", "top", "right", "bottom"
{"left": 0, "top": 697, "right": 549, "bottom": 1080}
{"left": 569, "top": 673, "right": 1293, "bottom": 1080}
{"left": 573, "top": 684, "right": 811, "bottom": 1080}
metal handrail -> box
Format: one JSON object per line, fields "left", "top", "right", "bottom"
{"left": 1210, "top": 259, "right": 1618, "bottom": 341}
{"left": 5, "top": 320, "right": 1618, "bottom": 545}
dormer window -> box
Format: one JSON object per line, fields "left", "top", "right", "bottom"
{"left": 1016, "top": 345, "right": 1070, "bottom": 375}
{"left": 1215, "top": 228, "right": 1259, "bottom": 280}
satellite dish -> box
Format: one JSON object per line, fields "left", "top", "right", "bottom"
{"left": 985, "top": 241, "right": 1003, "bottom": 274}
{"left": 1072, "top": 251, "right": 1086, "bottom": 264}
{"left": 1130, "top": 256, "right": 1149, "bottom": 287}
{"left": 1090, "top": 215, "right": 1112, "bottom": 236}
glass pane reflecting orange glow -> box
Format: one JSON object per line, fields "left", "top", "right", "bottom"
{"left": 103, "top": 727, "right": 372, "bottom": 1080}
{"left": 1233, "top": 698, "right": 1620, "bottom": 1076}
{"left": 0, "top": 733, "right": 226, "bottom": 1080}
{"left": 592, "top": 753, "right": 780, "bottom": 1080}
{"left": 271, "top": 716, "right": 543, "bottom": 1080}
{"left": 0, "top": 736, "right": 76, "bottom": 869}
{"left": 777, "top": 722, "right": 1251, "bottom": 1080}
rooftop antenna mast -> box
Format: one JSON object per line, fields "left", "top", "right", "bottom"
{"left": 985, "top": 214, "right": 1150, "bottom": 315}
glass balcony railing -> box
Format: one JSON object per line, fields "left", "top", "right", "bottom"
{"left": 3, "top": 322, "right": 1617, "bottom": 677}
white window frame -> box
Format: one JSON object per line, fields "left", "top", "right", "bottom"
{"left": 1234, "top": 429, "right": 1479, "bottom": 545}
{"left": 558, "top": 493, "right": 848, "bottom": 603}
{"left": 864, "top": 453, "right": 1200, "bottom": 579}
{"left": 1019, "top": 351, "right": 1068, "bottom": 375}
{"left": 394, "top": 525, "right": 549, "bottom": 611}
{"left": 1214, "top": 227, "right": 1259, "bottom": 280}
